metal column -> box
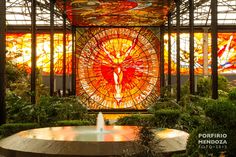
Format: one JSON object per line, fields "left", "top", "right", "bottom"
{"left": 0, "top": 0, "right": 6, "bottom": 125}
{"left": 189, "top": 0, "right": 195, "bottom": 94}
{"left": 160, "top": 26, "right": 165, "bottom": 97}
{"left": 50, "top": 0, "right": 55, "bottom": 96}
{"left": 71, "top": 26, "right": 76, "bottom": 95}
{"left": 168, "top": 13, "right": 172, "bottom": 90}
{"left": 63, "top": 0, "right": 67, "bottom": 96}
{"left": 176, "top": 0, "right": 181, "bottom": 101}
{"left": 211, "top": 0, "right": 218, "bottom": 99}
{"left": 31, "top": 0, "right": 36, "bottom": 104}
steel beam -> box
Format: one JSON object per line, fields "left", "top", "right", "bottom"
{"left": 0, "top": 0, "right": 6, "bottom": 125}
{"left": 50, "top": 0, "right": 55, "bottom": 96}
{"left": 160, "top": 26, "right": 165, "bottom": 97}
{"left": 189, "top": 0, "right": 195, "bottom": 94}
{"left": 176, "top": 0, "right": 181, "bottom": 101}
{"left": 71, "top": 26, "right": 76, "bottom": 95}
{"left": 168, "top": 13, "right": 172, "bottom": 90}
{"left": 62, "top": 0, "right": 66, "bottom": 96}
{"left": 31, "top": 0, "right": 36, "bottom": 104}
{"left": 211, "top": 0, "right": 218, "bottom": 99}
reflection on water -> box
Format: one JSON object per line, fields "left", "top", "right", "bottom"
{"left": 154, "top": 128, "right": 189, "bottom": 139}
{"left": 18, "top": 126, "right": 139, "bottom": 142}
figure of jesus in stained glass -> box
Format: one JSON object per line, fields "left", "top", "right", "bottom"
{"left": 99, "top": 37, "right": 138, "bottom": 105}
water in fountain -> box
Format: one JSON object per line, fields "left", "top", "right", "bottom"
{"left": 96, "top": 112, "right": 105, "bottom": 132}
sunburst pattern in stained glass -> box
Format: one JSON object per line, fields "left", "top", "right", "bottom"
{"left": 76, "top": 28, "right": 160, "bottom": 109}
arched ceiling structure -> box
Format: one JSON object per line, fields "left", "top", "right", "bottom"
{"left": 5, "top": 0, "right": 236, "bottom": 27}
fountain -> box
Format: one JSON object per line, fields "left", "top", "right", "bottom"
{"left": 0, "top": 112, "right": 140, "bottom": 157}
{"left": 96, "top": 112, "right": 105, "bottom": 132}
{"left": 0, "top": 113, "right": 189, "bottom": 156}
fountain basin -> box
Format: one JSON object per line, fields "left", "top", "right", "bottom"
{"left": 0, "top": 126, "right": 189, "bottom": 157}
{"left": 0, "top": 126, "right": 140, "bottom": 157}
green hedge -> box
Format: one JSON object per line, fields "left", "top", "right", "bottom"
{"left": 56, "top": 120, "right": 94, "bottom": 126}
{"left": 154, "top": 109, "right": 181, "bottom": 128}
{"left": 116, "top": 114, "right": 155, "bottom": 126}
{"left": 177, "top": 113, "right": 205, "bottom": 132}
{"left": 228, "top": 88, "right": 236, "bottom": 100}
{"left": 0, "top": 123, "right": 38, "bottom": 137}
{"left": 205, "top": 99, "right": 236, "bottom": 128}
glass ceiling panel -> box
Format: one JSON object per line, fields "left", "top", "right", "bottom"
{"left": 5, "top": 0, "right": 236, "bottom": 27}
{"left": 6, "top": 0, "right": 68, "bottom": 26}
{"left": 170, "top": 0, "right": 236, "bottom": 26}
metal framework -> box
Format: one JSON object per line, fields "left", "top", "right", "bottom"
{"left": 0, "top": 0, "right": 235, "bottom": 115}
{"left": 171, "top": 0, "right": 236, "bottom": 26}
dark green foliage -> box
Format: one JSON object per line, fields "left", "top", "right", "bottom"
{"left": 205, "top": 99, "right": 236, "bottom": 128}
{"left": 218, "top": 75, "right": 231, "bottom": 92}
{"left": 177, "top": 113, "right": 205, "bottom": 132}
{"left": 6, "top": 94, "right": 89, "bottom": 124}
{"left": 228, "top": 88, "right": 236, "bottom": 100}
{"left": 56, "top": 120, "right": 94, "bottom": 126}
{"left": 180, "top": 81, "right": 190, "bottom": 97}
{"left": 123, "top": 127, "right": 162, "bottom": 157}
{"left": 136, "top": 127, "right": 162, "bottom": 157}
{"left": 187, "top": 99, "right": 236, "bottom": 156}
{"left": 116, "top": 114, "right": 155, "bottom": 126}
{"left": 6, "top": 61, "right": 28, "bottom": 86}
{"left": 186, "top": 122, "right": 229, "bottom": 157}
{"left": 196, "top": 76, "right": 230, "bottom": 97}
{"left": 153, "top": 109, "right": 181, "bottom": 128}
{"left": 34, "top": 96, "right": 88, "bottom": 124}
{"left": 6, "top": 92, "right": 34, "bottom": 123}
{"left": 197, "top": 77, "right": 211, "bottom": 97}
{"left": 149, "top": 98, "right": 181, "bottom": 111}
{"left": 0, "top": 123, "right": 38, "bottom": 137}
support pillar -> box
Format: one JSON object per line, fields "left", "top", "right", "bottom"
{"left": 189, "top": 0, "right": 195, "bottom": 94}
{"left": 160, "top": 26, "right": 165, "bottom": 98}
{"left": 211, "top": 0, "right": 218, "bottom": 99}
{"left": 63, "top": 0, "right": 67, "bottom": 96}
{"left": 71, "top": 26, "right": 76, "bottom": 95}
{"left": 0, "top": 0, "right": 6, "bottom": 125}
{"left": 168, "top": 13, "right": 172, "bottom": 90}
{"left": 176, "top": 0, "right": 181, "bottom": 101}
{"left": 50, "top": 0, "right": 55, "bottom": 96}
{"left": 31, "top": 0, "right": 36, "bottom": 104}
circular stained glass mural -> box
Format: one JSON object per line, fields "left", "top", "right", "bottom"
{"left": 76, "top": 28, "right": 160, "bottom": 109}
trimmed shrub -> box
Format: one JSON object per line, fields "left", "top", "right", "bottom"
{"left": 205, "top": 99, "right": 236, "bottom": 128}
{"left": 153, "top": 109, "right": 181, "bottom": 128}
{"left": 56, "top": 120, "right": 94, "bottom": 126}
{"left": 197, "top": 77, "right": 211, "bottom": 97}
{"left": 177, "top": 113, "right": 205, "bottom": 132}
{"left": 228, "top": 88, "right": 236, "bottom": 100}
{"left": 34, "top": 96, "right": 88, "bottom": 124}
{"left": 0, "top": 123, "right": 38, "bottom": 137}
{"left": 149, "top": 98, "right": 181, "bottom": 112}
{"left": 116, "top": 114, "right": 155, "bottom": 126}
{"left": 196, "top": 76, "right": 230, "bottom": 97}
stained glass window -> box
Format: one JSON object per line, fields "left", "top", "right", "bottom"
{"left": 76, "top": 28, "right": 160, "bottom": 109}
{"left": 164, "top": 33, "right": 204, "bottom": 74}
{"left": 164, "top": 33, "right": 236, "bottom": 74}
{"left": 6, "top": 33, "right": 72, "bottom": 74}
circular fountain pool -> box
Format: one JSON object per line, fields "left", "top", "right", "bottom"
{"left": 0, "top": 126, "right": 140, "bottom": 157}
{"left": 0, "top": 126, "right": 189, "bottom": 157}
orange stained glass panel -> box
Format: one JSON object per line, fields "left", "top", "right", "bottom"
{"left": 76, "top": 28, "right": 160, "bottom": 109}
{"left": 6, "top": 33, "right": 72, "bottom": 74}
